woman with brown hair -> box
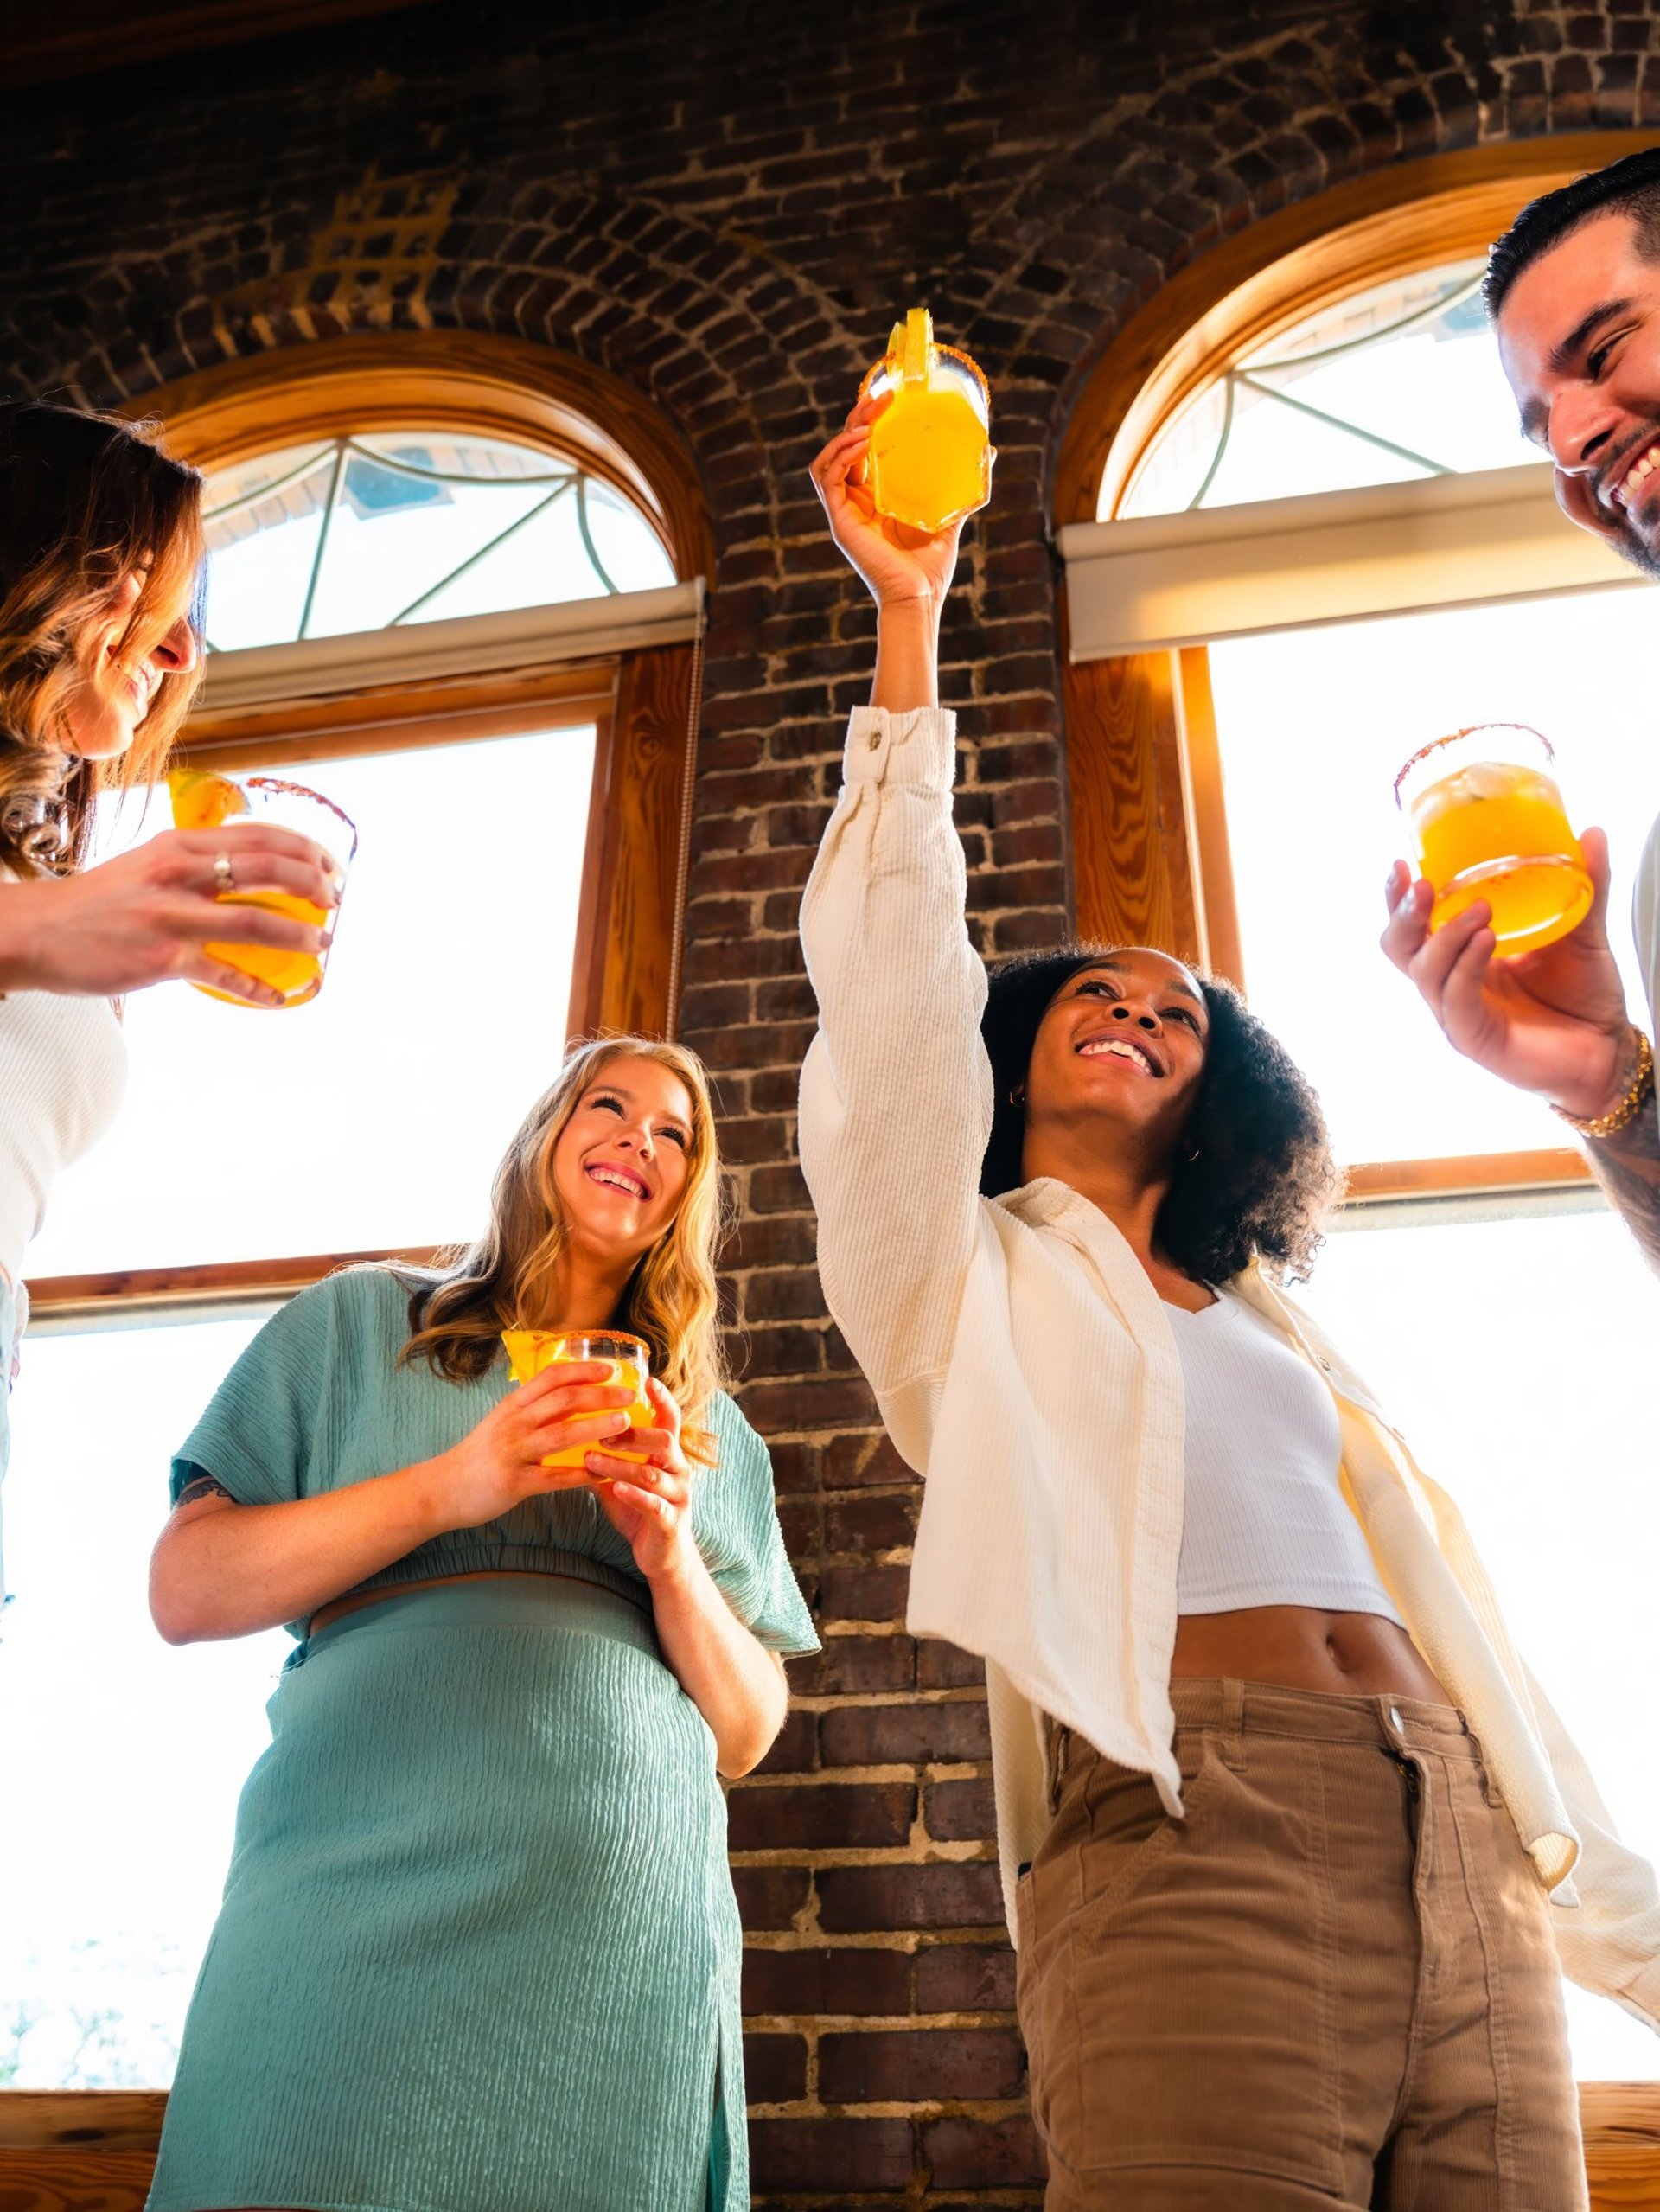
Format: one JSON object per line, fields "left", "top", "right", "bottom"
{"left": 0, "top": 399, "right": 339, "bottom": 1600}
{"left": 144, "top": 1035, "right": 816, "bottom": 2212}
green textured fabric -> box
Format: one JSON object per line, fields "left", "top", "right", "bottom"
{"left": 147, "top": 1269, "right": 818, "bottom": 2212}
{"left": 167, "top": 1266, "right": 820, "bottom": 1655}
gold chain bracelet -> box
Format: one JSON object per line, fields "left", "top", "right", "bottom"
{"left": 1553, "top": 1026, "right": 1656, "bottom": 1139}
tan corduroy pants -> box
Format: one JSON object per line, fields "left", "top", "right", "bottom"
{"left": 1014, "top": 1678, "right": 1585, "bottom": 2210}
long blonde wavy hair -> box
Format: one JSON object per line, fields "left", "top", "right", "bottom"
{"left": 0, "top": 400, "right": 205, "bottom": 875}
{"left": 399, "top": 1037, "right": 731, "bottom": 1458}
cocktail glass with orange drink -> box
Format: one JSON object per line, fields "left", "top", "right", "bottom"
{"left": 1395, "top": 724, "right": 1592, "bottom": 960}
{"left": 858, "top": 307, "right": 992, "bottom": 534}
{"left": 499, "top": 1327, "right": 655, "bottom": 1474}
{"left": 168, "top": 768, "right": 356, "bottom": 1007}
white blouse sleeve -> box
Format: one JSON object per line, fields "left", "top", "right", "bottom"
{"left": 797, "top": 706, "right": 994, "bottom": 1468}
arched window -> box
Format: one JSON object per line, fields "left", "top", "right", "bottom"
{"left": 1114, "top": 257, "right": 1513, "bottom": 517}
{"left": 201, "top": 429, "right": 674, "bottom": 649}
{"left": 3, "top": 338, "right": 710, "bottom": 2094}
{"left": 1056, "top": 139, "right": 1660, "bottom": 2103}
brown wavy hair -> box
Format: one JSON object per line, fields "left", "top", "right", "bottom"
{"left": 979, "top": 944, "right": 1341, "bottom": 1284}
{"left": 0, "top": 399, "right": 205, "bottom": 875}
{"left": 397, "top": 1037, "right": 731, "bottom": 1459}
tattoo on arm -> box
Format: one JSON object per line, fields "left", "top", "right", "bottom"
{"left": 1587, "top": 1104, "right": 1660, "bottom": 1275}
{"left": 174, "top": 1474, "right": 235, "bottom": 1510}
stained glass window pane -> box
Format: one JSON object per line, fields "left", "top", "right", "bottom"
{"left": 203, "top": 432, "right": 675, "bottom": 650}
{"left": 1116, "top": 261, "right": 1536, "bottom": 519}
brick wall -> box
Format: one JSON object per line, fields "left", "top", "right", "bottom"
{"left": 2, "top": 1, "right": 1650, "bottom": 2197}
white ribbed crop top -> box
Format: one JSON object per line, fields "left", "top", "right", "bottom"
{"left": 0, "top": 982, "right": 126, "bottom": 1288}
{"left": 1168, "top": 1292, "right": 1404, "bottom": 1625}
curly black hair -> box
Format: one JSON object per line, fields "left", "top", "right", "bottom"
{"left": 979, "top": 943, "right": 1340, "bottom": 1285}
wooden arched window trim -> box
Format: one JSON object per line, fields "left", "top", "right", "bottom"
{"left": 24, "top": 335, "right": 711, "bottom": 1321}
{"left": 1055, "top": 134, "right": 1655, "bottom": 1206}
{"left": 141, "top": 334, "right": 712, "bottom": 1063}
{"left": 148, "top": 329, "right": 713, "bottom": 580}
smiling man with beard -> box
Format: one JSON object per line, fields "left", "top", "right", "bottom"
{"left": 1382, "top": 148, "right": 1660, "bottom": 1268}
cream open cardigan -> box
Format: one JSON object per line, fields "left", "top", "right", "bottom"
{"left": 799, "top": 703, "right": 1660, "bottom": 2029}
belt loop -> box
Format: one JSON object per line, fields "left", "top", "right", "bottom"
{"left": 1044, "top": 1715, "right": 1070, "bottom": 1813}
{"left": 1218, "top": 1677, "right": 1247, "bottom": 1768}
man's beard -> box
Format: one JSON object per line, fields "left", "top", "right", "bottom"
{"left": 1611, "top": 512, "right": 1660, "bottom": 582}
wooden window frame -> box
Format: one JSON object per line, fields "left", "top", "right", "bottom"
{"left": 24, "top": 334, "right": 711, "bottom": 1321}
{"left": 1057, "top": 138, "right": 1658, "bottom": 1211}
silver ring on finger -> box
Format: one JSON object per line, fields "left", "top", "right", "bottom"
{"left": 213, "top": 851, "right": 237, "bottom": 897}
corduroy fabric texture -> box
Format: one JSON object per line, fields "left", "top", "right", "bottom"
{"left": 1015, "top": 1678, "right": 1587, "bottom": 2210}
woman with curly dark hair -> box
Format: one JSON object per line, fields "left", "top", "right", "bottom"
{"left": 795, "top": 394, "right": 1660, "bottom": 2209}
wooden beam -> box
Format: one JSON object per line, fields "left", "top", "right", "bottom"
{"left": 0, "top": 2081, "right": 1656, "bottom": 2204}
{"left": 567, "top": 641, "right": 698, "bottom": 1043}
{"left": 1063, "top": 619, "right": 1199, "bottom": 962}
{"left": 7, "top": 1, "right": 439, "bottom": 86}
{"left": 1341, "top": 1148, "right": 1593, "bottom": 1205}
{"left": 178, "top": 658, "right": 616, "bottom": 770}
{"left": 23, "top": 1246, "right": 449, "bottom": 1323}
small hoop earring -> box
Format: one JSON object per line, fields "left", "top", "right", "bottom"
{"left": 1008, "top": 1084, "right": 1026, "bottom": 1109}
{"left": 1183, "top": 1142, "right": 1202, "bottom": 1164}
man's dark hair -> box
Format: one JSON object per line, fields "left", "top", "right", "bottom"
{"left": 979, "top": 944, "right": 1339, "bottom": 1284}
{"left": 1485, "top": 147, "right": 1660, "bottom": 319}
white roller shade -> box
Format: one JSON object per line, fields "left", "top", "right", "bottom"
{"left": 197, "top": 579, "right": 706, "bottom": 714}
{"left": 1059, "top": 466, "right": 1638, "bottom": 662}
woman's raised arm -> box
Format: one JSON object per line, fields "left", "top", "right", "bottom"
{"left": 795, "top": 405, "right": 994, "bottom": 1468}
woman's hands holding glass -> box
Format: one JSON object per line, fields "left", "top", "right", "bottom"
{"left": 584, "top": 1376, "right": 698, "bottom": 1586}
{"left": 431, "top": 1360, "right": 639, "bottom": 1530}
{"left": 0, "top": 827, "right": 338, "bottom": 1007}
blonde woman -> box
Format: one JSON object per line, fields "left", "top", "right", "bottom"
{"left": 0, "top": 399, "right": 338, "bottom": 1601}
{"left": 144, "top": 1038, "right": 817, "bottom": 2212}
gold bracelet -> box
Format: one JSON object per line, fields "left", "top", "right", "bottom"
{"left": 1553, "top": 1026, "right": 1655, "bottom": 1139}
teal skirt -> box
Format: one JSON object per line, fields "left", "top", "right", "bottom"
{"left": 148, "top": 1577, "right": 743, "bottom": 2212}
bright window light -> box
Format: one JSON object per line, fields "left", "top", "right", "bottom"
{"left": 1304, "top": 1206, "right": 1660, "bottom": 2081}
{"left": 1207, "top": 586, "right": 1652, "bottom": 1166}
{"left": 0, "top": 1316, "right": 284, "bottom": 2087}
{"left": 27, "top": 725, "right": 596, "bottom": 1277}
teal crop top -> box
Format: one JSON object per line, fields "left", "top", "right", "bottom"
{"left": 169, "top": 1266, "right": 820, "bottom": 1654}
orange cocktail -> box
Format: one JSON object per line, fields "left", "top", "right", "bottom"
{"left": 500, "top": 1328, "right": 654, "bottom": 1472}
{"left": 1395, "top": 725, "right": 1592, "bottom": 959}
{"left": 168, "top": 768, "right": 355, "bottom": 1007}
{"left": 859, "top": 307, "right": 992, "bottom": 534}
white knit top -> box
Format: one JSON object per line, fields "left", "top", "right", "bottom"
{"left": 0, "top": 969, "right": 126, "bottom": 1286}
{"left": 1169, "top": 1293, "right": 1404, "bottom": 1625}
{"left": 799, "top": 703, "right": 1660, "bottom": 2029}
